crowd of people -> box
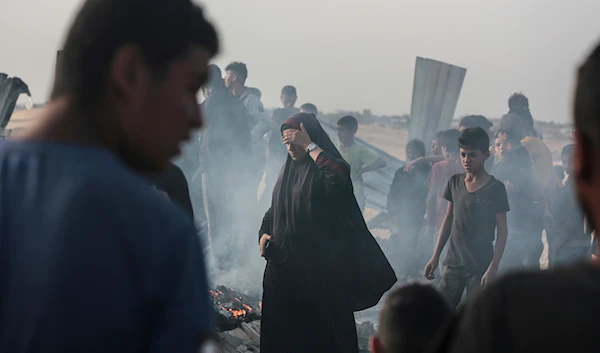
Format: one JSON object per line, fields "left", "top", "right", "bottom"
{"left": 1, "top": 0, "right": 600, "bottom": 352}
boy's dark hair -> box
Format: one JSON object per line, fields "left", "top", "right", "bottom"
{"left": 508, "top": 92, "right": 530, "bottom": 111}
{"left": 562, "top": 144, "right": 575, "bottom": 157}
{"left": 378, "top": 284, "right": 452, "bottom": 353}
{"left": 440, "top": 129, "right": 461, "bottom": 155}
{"left": 337, "top": 115, "right": 358, "bottom": 131}
{"left": 406, "top": 139, "right": 426, "bottom": 158}
{"left": 51, "top": 0, "right": 218, "bottom": 107}
{"left": 281, "top": 85, "right": 297, "bottom": 96}
{"left": 459, "top": 127, "right": 490, "bottom": 153}
{"left": 224, "top": 62, "right": 248, "bottom": 83}
{"left": 300, "top": 103, "right": 318, "bottom": 116}
{"left": 575, "top": 43, "right": 600, "bottom": 151}
{"left": 434, "top": 131, "right": 444, "bottom": 141}
{"left": 459, "top": 115, "right": 493, "bottom": 132}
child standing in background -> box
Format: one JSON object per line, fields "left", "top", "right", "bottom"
{"left": 425, "top": 127, "right": 509, "bottom": 310}
{"left": 336, "top": 115, "right": 387, "bottom": 211}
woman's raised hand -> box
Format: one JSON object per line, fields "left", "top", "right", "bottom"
{"left": 282, "top": 123, "right": 312, "bottom": 150}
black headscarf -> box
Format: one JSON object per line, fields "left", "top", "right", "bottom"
{"left": 270, "top": 112, "right": 396, "bottom": 311}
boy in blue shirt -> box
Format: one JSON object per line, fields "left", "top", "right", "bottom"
{"left": 0, "top": 0, "right": 218, "bottom": 352}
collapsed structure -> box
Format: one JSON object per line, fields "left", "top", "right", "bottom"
{"left": 0, "top": 73, "right": 31, "bottom": 138}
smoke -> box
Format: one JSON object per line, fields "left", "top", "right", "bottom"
{"left": 176, "top": 93, "right": 271, "bottom": 297}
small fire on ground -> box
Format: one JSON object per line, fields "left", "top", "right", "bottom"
{"left": 209, "top": 286, "right": 261, "bottom": 327}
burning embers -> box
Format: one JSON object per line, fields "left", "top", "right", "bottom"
{"left": 210, "top": 286, "right": 261, "bottom": 331}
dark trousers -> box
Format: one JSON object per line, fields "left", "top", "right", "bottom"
{"left": 438, "top": 266, "right": 483, "bottom": 310}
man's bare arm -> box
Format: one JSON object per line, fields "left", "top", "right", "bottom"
{"left": 405, "top": 155, "right": 444, "bottom": 171}
{"left": 433, "top": 202, "right": 453, "bottom": 259}
{"left": 489, "top": 212, "right": 508, "bottom": 271}
{"left": 425, "top": 201, "right": 453, "bottom": 280}
{"left": 360, "top": 157, "right": 387, "bottom": 174}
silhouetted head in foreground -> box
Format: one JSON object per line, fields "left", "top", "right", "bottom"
{"left": 573, "top": 41, "right": 600, "bottom": 235}
{"left": 370, "top": 284, "right": 452, "bottom": 353}
{"left": 50, "top": 0, "right": 218, "bottom": 172}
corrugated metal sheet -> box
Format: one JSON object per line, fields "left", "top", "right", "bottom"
{"left": 320, "top": 120, "right": 404, "bottom": 213}
{"left": 0, "top": 73, "right": 31, "bottom": 130}
{"left": 408, "top": 57, "right": 467, "bottom": 153}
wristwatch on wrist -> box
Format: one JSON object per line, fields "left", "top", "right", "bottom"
{"left": 306, "top": 143, "right": 319, "bottom": 154}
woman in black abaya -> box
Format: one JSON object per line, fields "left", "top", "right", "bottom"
{"left": 259, "top": 113, "right": 396, "bottom": 353}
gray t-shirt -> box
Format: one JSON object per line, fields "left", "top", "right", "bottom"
{"left": 443, "top": 174, "right": 510, "bottom": 272}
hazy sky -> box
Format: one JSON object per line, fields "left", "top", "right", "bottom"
{"left": 2, "top": 0, "right": 600, "bottom": 123}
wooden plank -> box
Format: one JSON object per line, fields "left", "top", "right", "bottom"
{"left": 216, "top": 332, "right": 242, "bottom": 353}
{"left": 248, "top": 320, "right": 261, "bottom": 335}
{"left": 221, "top": 328, "right": 260, "bottom": 353}
{"left": 241, "top": 322, "right": 260, "bottom": 345}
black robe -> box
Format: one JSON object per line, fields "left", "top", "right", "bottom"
{"left": 145, "top": 163, "right": 194, "bottom": 219}
{"left": 259, "top": 113, "right": 396, "bottom": 353}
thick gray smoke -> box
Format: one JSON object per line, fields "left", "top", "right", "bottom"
{"left": 175, "top": 93, "right": 271, "bottom": 297}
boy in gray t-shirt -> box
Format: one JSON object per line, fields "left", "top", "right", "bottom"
{"left": 425, "top": 127, "right": 509, "bottom": 310}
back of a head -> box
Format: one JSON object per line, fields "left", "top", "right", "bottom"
{"left": 508, "top": 92, "right": 530, "bottom": 111}
{"left": 440, "top": 129, "right": 461, "bottom": 155}
{"left": 52, "top": 0, "right": 218, "bottom": 106}
{"left": 300, "top": 103, "right": 318, "bottom": 116}
{"left": 207, "top": 64, "right": 223, "bottom": 87}
{"left": 459, "top": 115, "right": 493, "bottom": 133}
{"left": 337, "top": 115, "right": 358, "bottom": 131}
{"left": 281, "top": 85, "right": 297, "bottom": 96}
{"left": 493, "top": 113, "right": 525, "bottom": 144}
{"left": 378, "top": 284, "right": 452, "bottom": 353}
{"left": 511, "top": 105, "right": 534, "bottom": 130}
{"left": 459, "top": 127, "right": 490, "bottom": 153}
{"left": 225, "top": 62, "right": 248, "bottom": 84}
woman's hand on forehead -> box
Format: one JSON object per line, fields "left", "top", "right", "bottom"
{"left": 283, "top": 123, "right": 313, "bottom": 149}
